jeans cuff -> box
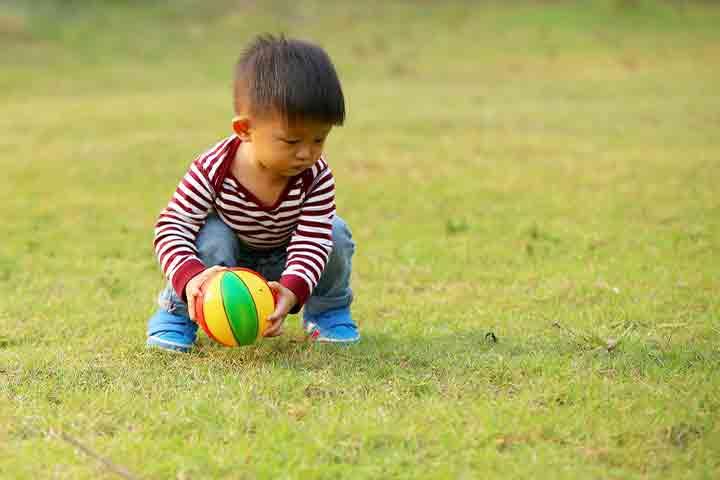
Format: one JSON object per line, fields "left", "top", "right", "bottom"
{"left": 303, "top": 292, "right": 353, "bottom": 316}
{"left": 158, "top": 287, "right": 189, "bottom": 317}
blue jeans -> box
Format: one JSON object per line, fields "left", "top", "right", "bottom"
{"left": 154, "top": 214, "right": 355, "bottom": 323}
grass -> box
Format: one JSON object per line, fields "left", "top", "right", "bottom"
{"left": 1, "top": 0, "right": 719, "bottom": 478}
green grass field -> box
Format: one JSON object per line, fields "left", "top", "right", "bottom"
{"left": 1, "top": 1, "right": 719, "bottom": 478}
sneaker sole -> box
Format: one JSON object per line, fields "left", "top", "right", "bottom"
{"left": 146, "top": 336, "right": 192, "bottom": 353}
{"left": 313, "top": 335, "right": 360, "bottom": 344}
{"left": 306, "top": 327, "right": 360, "bottom": 344}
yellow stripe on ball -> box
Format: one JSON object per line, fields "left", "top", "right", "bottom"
{"left": 203, "top": 272, "right": 238, "bottom": 347}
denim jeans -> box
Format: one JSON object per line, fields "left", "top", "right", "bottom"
{"left": 156, "top": 214, "right": 355, "bottom": 319}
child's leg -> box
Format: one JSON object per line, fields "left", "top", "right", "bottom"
{"left": 304, "top": 216, "right": 355, "bottom": 316}
{"left": 254, "top": 216, "right": 358, "bottom": 342}
{"left": 302, "top": 216, "right": 359, "bottom": 342}
{"left": 146, "top": 214, "right": 242, "bottom": 352}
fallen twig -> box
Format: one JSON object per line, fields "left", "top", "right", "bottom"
{"left": 51, "top": 429, "right": 141, "bottom": 480}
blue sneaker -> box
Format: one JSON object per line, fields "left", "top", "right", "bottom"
{"left": 146, "top": 310, "right": 198, "bottom": 353}
{"left": 303, "top": 306, "right": 360, "bottom": 343}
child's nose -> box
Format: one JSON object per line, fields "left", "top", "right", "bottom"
{"left": 296, "top": 145, "right": 311, "bottom": 159}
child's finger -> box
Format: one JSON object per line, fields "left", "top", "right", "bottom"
{"left": 187, "top": 287, "right": 196, "bottom": 321}
{"left": 263, "top": 321, "right": 284, "bottom": 337}
{"left": 267, "top": 307, "right": 288, "bottom": 324}
{"left": 266, "top": 326, "right": 284, "bottom": 337}
{"left": 263, "top": 320, "right": 277, "bottom": 336}
{"left": 263, "top": 310, "right": 285, "bottom": 335}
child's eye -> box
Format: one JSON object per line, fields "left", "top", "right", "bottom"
{"left": 314, "top": 137, "right": 327, "bottom": 144}
{"left": 283, "top": 139, "right": 300, "bottom": 145}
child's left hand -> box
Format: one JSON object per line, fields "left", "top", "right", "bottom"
{"left": 263, "top": 282, "right": 298, "bottom": 337}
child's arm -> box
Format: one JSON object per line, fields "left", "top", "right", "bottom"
{"left": 263, "top": 160, "right": 336, "bottom": 336}
{"left": 154, "top": 140, "right": 231, "bottom": 301}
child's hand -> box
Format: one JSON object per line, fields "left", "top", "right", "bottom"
{"left": 185, "top": 266, "right": 227, "bottom": 322}
{"left": 263, "top": 282, "right": 298, "bottom": 337}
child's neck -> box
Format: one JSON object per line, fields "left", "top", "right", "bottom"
{"left": 232, "top": 142, "right": 288, "bottom": 206}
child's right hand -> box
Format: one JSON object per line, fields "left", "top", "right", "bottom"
{"left": 185, "top": 266, "right": 227, "bottom": 322}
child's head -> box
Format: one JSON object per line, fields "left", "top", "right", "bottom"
{"left": 234, "top": 34, "right": 345, "bottom": 125}
{"left": 232, "top": 34, "right": 345, "bottom": 177}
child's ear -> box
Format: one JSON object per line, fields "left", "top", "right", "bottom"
{"left": 232, "top": 116, "right": 251, "bottom": 140}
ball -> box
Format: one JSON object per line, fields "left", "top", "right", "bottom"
{"left": 194, "top": 268, "right": 276, "bottom": 346}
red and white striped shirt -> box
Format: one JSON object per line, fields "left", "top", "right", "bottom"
{"left": 154, "top": 135, "right": 336, "bottom": 309}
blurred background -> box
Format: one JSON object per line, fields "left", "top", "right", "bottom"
{"left": 1, "top": 0, "right": 718, "bottom": 350}
{"left": 2, "top": 1, "right": 719, "bottom": 478}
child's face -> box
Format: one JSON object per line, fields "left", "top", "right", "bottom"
{"left": 248, "top": 115, "right": 332, "bottom": 178}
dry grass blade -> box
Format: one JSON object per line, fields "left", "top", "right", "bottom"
{"left": 51, "top": 429, "right": 141, "bottom": 480}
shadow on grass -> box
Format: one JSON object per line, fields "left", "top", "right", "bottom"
{"left": 142, "top": 326, "right": 541, "bottom": 389}
{"left": 136, "top": 324, "right": 720, "bottom": 389}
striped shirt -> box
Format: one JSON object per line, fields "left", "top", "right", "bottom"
{"left": 154, "top": 135, "right": 336, "bottom": 309}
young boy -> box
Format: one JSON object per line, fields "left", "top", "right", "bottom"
{"left": 147, "top": 34, "right": 359, "bottom": 352}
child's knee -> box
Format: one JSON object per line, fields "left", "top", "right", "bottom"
{"left": 319, "top": 216, "right": 354, "bottom": 282}
{"left": 331, "top": 216, "right": 355, "bottom": 259}
{"left": 196, "top": 215, "right": 240, "bottom": 266}
{"left": 309, "top": 216, "right": 354, "bottom": 302}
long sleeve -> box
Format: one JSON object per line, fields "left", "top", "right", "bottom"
{"left": 154, "top": 138, "right": 233, "bottom": 298}
{"left": 279, "top": 161, "right": 336, "bottom": 310}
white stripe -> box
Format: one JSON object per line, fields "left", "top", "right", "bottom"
{"left": 157, "top": 212, "right": 203, "bottom": 230}
{"left": 288, "top": 248, "right": 326, "bottom": 266}
{"left": 167, "top": 255, "right": 199, "bottom": 280}
{"left": 216, "top": 195, "right": 260, "bottom": 211}
{"left": 198, "top": 140, "right": 225, "bottom": 170}
{"left": 219, "top": 210, "right": 299, "bottom": 229}
{"left": 179, "top": 180, "right": 212, "bottom": 209}
{"left": 161, "top": 244, "right": 195, "bottom": 263}
{"left": 288, "top": 264, "right": 322, "bottom": 283}
{"left": 299, "top": 212, "right": 333, "bottom": 223}
{"left": 287, "top": 254, "right": 323, "bottom": 278}
{"left": 201, "top": 139, "right": 231, "bottom": 173}
{"left": 282, "top": 268, "right": 314, "bottom": 291}
{"left": 186, "top": 165, "right": 215, "bottom": 199}
{"left": 216, "top": 203, "right": 301, "bottom": 223}
{"left": 307, "top": 189, "right": 334, "bottom": 204}
{"left": 155, "top": 224, "right": 199, "bottom": 239}
{"left": 301, "top": 203, "right": 335, "bottom": 212}
{"left": 156, "top": 238, "right": 195, "bottom": 259}
{"left": 166, "top": 203, "right": 207, "bottom": 221}
{"left": 218, "top": 193, "right": 303, "bottom": 211}
{"left": 171, "top": 191, "right": 207, "bottom": 214}
{"left": 157, "top": 238, "right": 196, "bottom": 259}
{"left": 241, "top": 237, "right": 289, "bottom": 248}
{"left": 155, "top": 223, "right": 200, "bottom": 240}
{"left": 312, "top": 170, "right": 333, "bottom": 187}
{"left": 308, "top": 167, "right": 333, "bottom": 191}
{"left": 296, "top": 224, "right": 332, "bottom": 235}
{"left": 218, "top": 212, "right": 294, "bottom": 234}
{"left": 233, "top": 230, "right": 293, "bottom": 241}
{"left": 292, "top": 233, "right": 332, "bottom": 245}
{"left": 287, "top": 242, "right": 329, "bottom": 257}
{"left": 207, "top": 143, "right": 231, "bottom": 179}
{"left": 165, "top": 254, "right": 185, "bottom": 277}
{"left": 291, "top": 237, "right": 333, "bottom": 252}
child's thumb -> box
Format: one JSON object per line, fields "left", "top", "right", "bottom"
{"left": 268, "top": 298, "right": 287, "bottom": 323}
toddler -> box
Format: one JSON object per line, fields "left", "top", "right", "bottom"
{"left": 147, "top": 34, "right": 358, "bottom": 352}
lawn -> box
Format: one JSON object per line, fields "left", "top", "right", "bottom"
{"left": 1, "top": 1, "right": 719, "bottom": 478}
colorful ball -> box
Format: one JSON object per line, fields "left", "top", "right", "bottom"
{"left": 194, "top": 268, "right": 276, "bottom": 346}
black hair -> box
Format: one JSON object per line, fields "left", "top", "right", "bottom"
{"left": 234, "top": 34, "right": 345, "bottom": 126}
